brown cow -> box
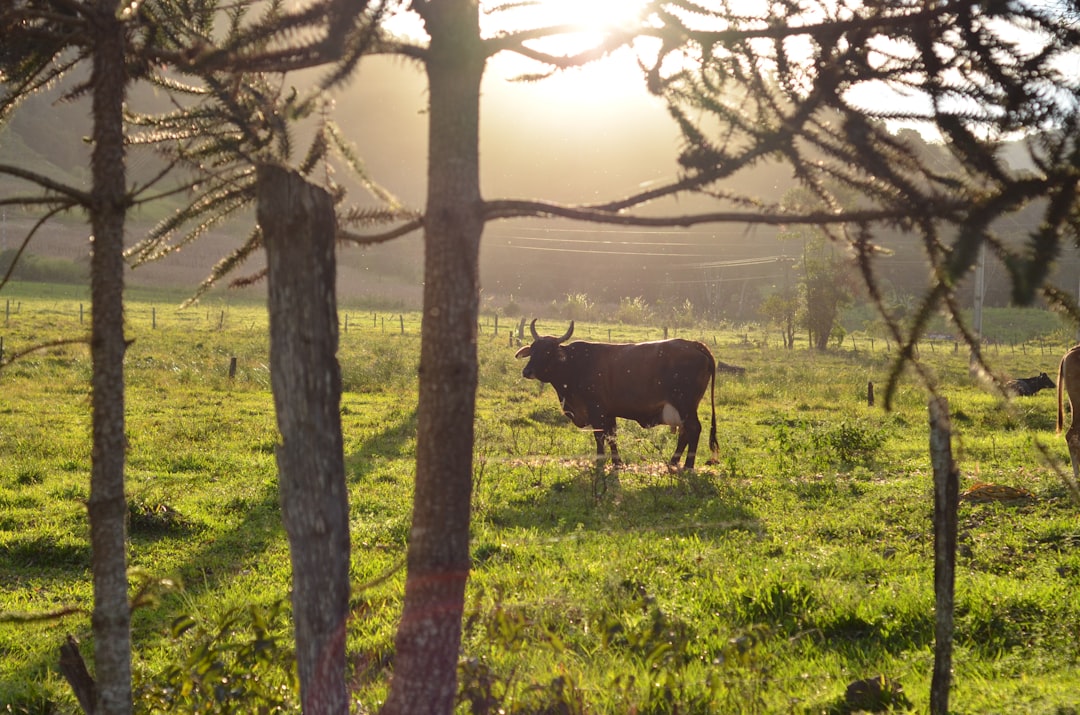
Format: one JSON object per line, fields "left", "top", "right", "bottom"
{"left": 514, "top": 320, "right": 719, "bottom": 469}
{"left": 1057, "top": 345, "right": 1080, "bottom": 482}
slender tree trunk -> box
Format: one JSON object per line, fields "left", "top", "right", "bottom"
{"left": 258, "top": 164, "right": 350, "bottom": 715}
{"left": 87, "top": 2, "right": 132, "bottom": 713}
{"left": 929, "top": 396, "right": 958, "bottom": 715}
{"left": 381, "top": 1, "right": 485, "bottom": 712}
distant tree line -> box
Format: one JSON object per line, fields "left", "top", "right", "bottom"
{"left": 0, "top": 249, "right": 87, "bottom": 284}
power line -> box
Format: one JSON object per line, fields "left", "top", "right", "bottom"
{"left": 492, "top": 244, "right": 721, "bottom": 258}
{"left": 670, "top": 255, "right": 794, "bottom": 269}
{"left": 500, "top": 235, "right": 709, "bottom": 247}
{"left": 507, "top": 225, "right": 728, "bottom": 237}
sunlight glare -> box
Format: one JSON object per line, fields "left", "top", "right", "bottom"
{"left": 483, "top": 0, "right": 658, "bottom": 107}
{"left": 485, "top": 0, "right": 653, "bottom": 55}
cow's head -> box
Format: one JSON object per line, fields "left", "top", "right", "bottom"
{"left": 514, "top": 319, "right": 574, "bottom": 381}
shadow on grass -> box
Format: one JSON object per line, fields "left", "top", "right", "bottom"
{"left": 479, "top": 458, "right": 764, "bottom": 540}
{"left": 345, "top": 405, "right": 419, "bottom": 479}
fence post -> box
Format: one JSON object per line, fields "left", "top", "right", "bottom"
{"left": 0, "top": 336, "right": 4, "bottom": 364}
{"left": 867, "top": 381, "right": 874, "bottom": 407}
{"left": 80, "top": 303, "right": 84, "bottom": 324}
{"left": 152, "top": 306, "right": 157, "bottom": 329}
{"left": 399, "top": 314, "right": 405, "bottom": 335}
{"left": 929, "top": 396, "right": 958, "bottom": 715}
{"left": 228, "top": 356, "right": 237, "bottom": 379}
{"left": 344, "top": 313, "right": 349, "bottom": 334}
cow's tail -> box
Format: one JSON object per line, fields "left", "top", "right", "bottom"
{"left": 707, "top": 352, "right": 719, "bottom": 464}
{"left": 1059, "top": 349, "right": 1069, "bottom": 434}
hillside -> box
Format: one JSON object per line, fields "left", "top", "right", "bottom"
{"left": 3, "top": 85, "right": 1077, "bottom": 316}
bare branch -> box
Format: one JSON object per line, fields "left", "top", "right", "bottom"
{"left": 0, "top": 337, "right": 92, "bottom": 372}
{"left": 0, "top": 164, "right": 92, "bottom": 205}
{"left": 0, "top": 206, "right": 79, "bottom": 292}
{"left": 484, "top": 25, "right": 635, "bottom": 68}
{"left": 338, "top": 217, "right": 423, "bottom": 245}
{"left": 482, "top": 198, "right": 967, "bottom": 229}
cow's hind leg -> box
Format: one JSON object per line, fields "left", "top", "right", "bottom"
{"left": 671, "top": 413, "right": 703, "bottom": 470}
{"left": 1067, "top": 426, "right": 1080, "bottom": 487}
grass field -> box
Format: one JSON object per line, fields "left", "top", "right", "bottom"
{"left": 2, "top": 281, "right": 1079, "bottom": 713}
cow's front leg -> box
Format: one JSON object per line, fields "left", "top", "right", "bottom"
{"left": 592, "top": 428, "right": 607, "bottom": 465}
{"left": 595, "top": 416, "right": 621, "bottom": 467}
{"left": 606, "top": 431, "right": 622, "bottom": 467}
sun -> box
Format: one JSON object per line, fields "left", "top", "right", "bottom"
{"left": 482, "top": 0, "right": 657, "bottom": 104}
{"left": 484, "top": 0, "right": 653, "bottom": 56}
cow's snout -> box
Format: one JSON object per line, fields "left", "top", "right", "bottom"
{"left": 522, "top": 365, "right": 535, "bottom": 380}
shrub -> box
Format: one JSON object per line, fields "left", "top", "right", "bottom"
{"left": 615, "top": 296, "right": 653, "bottom": 325}
{"left": 553, "top": 292, "right": 595, "bottom": 321}
{"left": 134, "top": 600, "right": 299, "bottom": 713}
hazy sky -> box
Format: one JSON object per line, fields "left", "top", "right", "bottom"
{"left": 340, "top": 47, "right": 684, "bottom": 213}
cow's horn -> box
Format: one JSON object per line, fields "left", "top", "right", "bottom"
{"left": 529, "top": 318, "right": 540, "bottom": 341}
{"left": 558, "top": 321, "right": 574, "bottom": 343}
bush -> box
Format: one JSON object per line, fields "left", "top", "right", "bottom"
{"left": 553, "top": 292, "right": 595, "bottom": 321}
{"left": 134, "top": 599, "right": 299, "bottom": 713}
{"left": 614, "top": 296, "right": 653, "bottom": 325}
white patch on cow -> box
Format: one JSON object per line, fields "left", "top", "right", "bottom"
{"left": 661, "top": 402, "right": 682, "bottom": 427}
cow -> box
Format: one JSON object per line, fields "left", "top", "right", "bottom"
{"left": 1007, "top": 372, "right": 1055, "bottom": 396}
{"left": 1058, "top": 346, "right": 1080, "bottom": 484}
{"left": 514, "top": 320, "right": 719, "bottom": 470}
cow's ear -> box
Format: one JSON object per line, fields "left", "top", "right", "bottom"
{"left": 514, "top": 345, "right": 532, "bottom": 359}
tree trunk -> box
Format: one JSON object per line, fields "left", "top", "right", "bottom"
{"left": 929, "top": 396, "right": 958, "bottom": 715}
{"left": 381, "top": 2, "right": 485, "bottom": 713}
{"left": 87, "top": 2, "right": 132, "bottom": 713}
{"left": 258, "top": 164, "right": 350, "bottom": 715}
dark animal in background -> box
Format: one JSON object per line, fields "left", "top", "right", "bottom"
{"left": 514, "top": 320, "right": 719, "bottom": 470}
{"left": 716, "top": 360, "right": 746, "bottom": 376}
{"left": 1058, "top": 346, "right": 1080, "bottom": 484}
{"left": 1007, "top": 372, "right": 1055, "bottom": 396}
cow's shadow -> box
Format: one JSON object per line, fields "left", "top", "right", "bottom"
{"left": 478, "top": 458, "right": 763, "bottom": 541}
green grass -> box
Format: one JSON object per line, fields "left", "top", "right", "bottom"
{"left": 2, "top": 280, "right": 1080, "bottom": 713}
